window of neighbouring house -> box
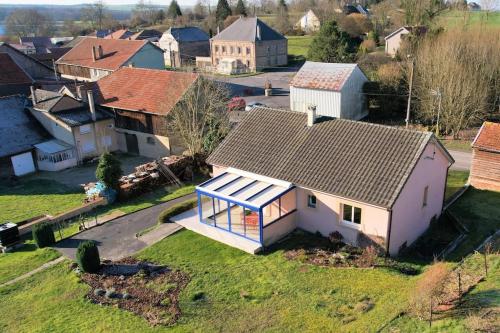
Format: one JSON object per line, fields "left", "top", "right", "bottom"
{"left": 307, "top": 195, "right": 316, "bottom": 208}
{"left": 215, "top": 45, "right": 219, "bottom": 53}
{"left": 423, "top": 186, "right": 429, "bottom": 207}
{"left": 237, "top": 47, "right": 241, "bottom": 54}
{"left": 246, "top": 47, "right": 250, "bottom": 55}
{"left": 342, "top": 204, "right": 362, "bottom": 227}
{"left": 230, "top": 46, "right": 233, "bottom": 54}
{"left": 246, "top": 60, "right": 250, "bottom": 68}
{"left": 79, "top": 124, "right": 91, "bottom": 134}
{"left": 146, "top": 137, "right": 155, "bottom": 145}
{"left": 222, "top": 46, "right": 226, "bottom": 53}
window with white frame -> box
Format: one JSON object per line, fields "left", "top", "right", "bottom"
{"left": 342, "top": 204, "right": 362, "bottom": 227}
{"left": 307, "top": 195, "right": 317, "bottom": 208}
{"left": 423, "top": 186, "right": 429, "bottom": 207}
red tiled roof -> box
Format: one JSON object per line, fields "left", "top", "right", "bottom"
{"left": 473, "top": 122, "right": 500, "bottom": 152}
{"left": 94, "top": 67, "right": 198, "bottom": 115}
{"left": 290, "top": 62, "right": 359, "bottom": 91}
{"left": 0, "top": 53, "right": 33, "bottom": 85}
{"left": 104, "top": 29, "right": 134, "bottom": 40}
{"left": 56, "top": 38, "right": 148, "bottom": 71}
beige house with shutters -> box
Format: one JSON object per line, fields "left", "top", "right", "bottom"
{"left": 210, "top": 17, "right": 287, "bottom": 74}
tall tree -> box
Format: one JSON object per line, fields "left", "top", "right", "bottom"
{"left": 81, "top": 0, "right": 108, "bottom": 30}
{"left": 167, "top": 0, "right": 183, "bottom": 19}
{"left": 234, "top": 0, "right": 248, "bottom": 16}
{"left": 169, "top": 76, "right": 230, "bottom": 156}
{"left": 307, "top": 20, "right": 358, "bottom": 63}
{"left": 5, "top": 9, "right": 52, "bottom": 38}
{"left": 275, "top": 0, "right": 290, "bottom": 34}
{"left": 95, "top": 153, "right": 122, "bottom": 190}
{"left": 216, "top": 0, "right": 232, "bottom": 25}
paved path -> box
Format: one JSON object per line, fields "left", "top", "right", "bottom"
{"left": 0, "top": 257, "right": 65, "bottom": 288}
{"left": 449, "top": 150, "right": 472, "bottom": 171}
{"left": 53, "top": 193, "right": 196, "bottom": 260}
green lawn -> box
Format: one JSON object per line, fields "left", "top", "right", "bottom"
{"left": 287, "top": 35, "right": 314, "bottom": 60}
{"left": 441, "top": 139, "right": 472, "bottom": 153}
{"left": 0, "top": 241, "right": 60, "bottom": 285}
{"left": 437, "top": 10, "right": 500, "bottom": 28}
{"left": 0, "top": 178, "right": 86, "bottom": 223}
{"left": 0, "top": 231, "right": 419, "bottom": 332}
{"left": 445, "top": 170, "right": 469, "bottom": 200}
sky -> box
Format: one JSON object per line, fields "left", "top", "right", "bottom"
{"left": 0, "top": 0, "right": 197, "bottom": 5}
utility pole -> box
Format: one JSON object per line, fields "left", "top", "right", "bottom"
{"left": 405, "top": 56, "right": 414, "bottom": 129}
{"left": 431, "top": 88, "right": 442, "bottom": 136}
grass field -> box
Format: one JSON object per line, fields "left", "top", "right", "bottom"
{"left": 287, "top": 35, "right": 314, "bottom": 64}
{"left": 437, "top": 10, "right": 500, "bottom": 28}
{"left": 0, "top": 241, "right": 60, "bottom": 285}
{"left": 0, "top": 231, "right": 418, "bottom": 332}
{"left": 445, "top": 170, "right": 469, "bottom": 200}
{"left": 0, "top": 178, "right": 86, "bottom": 223}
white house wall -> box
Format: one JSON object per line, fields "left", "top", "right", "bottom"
{"left": 29, "top": 109, "right": 75, "bottom": 146}
{"left": 290, "top": 86, "right": 342, "bottom": 118}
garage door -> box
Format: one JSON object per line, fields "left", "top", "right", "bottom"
{"left": 11, "top": 152, "right": 36, "bottom": 176}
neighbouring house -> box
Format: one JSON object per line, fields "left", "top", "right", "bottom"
{"left": 0, "top": 53, "right": 35, "bottom": 97}
{"left": 104, "top": 29, "right": 136, "bottom": 40}
{"left": 0, "top": 43, "right": 55, "bottom": 80}
{"left": 130, "top": 29, "right": 163, "bottom": 42}
{"left": 28, "top": 87, "right": 117, "bottom": 166}
{"left": 468, "top": 2, "right": 481, "bottom": 11}
{"left": 56, "top": 38, "right": 164, "bottom": 82}
{"left": 290, "top": 62, "right": 368, "bottom": 120}
{"left": 87, "top": 30, "right": 113, "bottom": 38}
{"left": 10, "top": 37, "right": 71, "bottom": 67}
{"left": 175, "top": 107, "right": 454, "bottom": 255}
{"left": 93, "top": 67, "right": 198, "bottom": 158}
{"left": 0, "top": 95, "right": 49, "bottom": 177}
{"left": 210, "top": 17, "right": 287, "bottom": 74}
{"left": 159, "top": 27, "right": 210, "bottom": 68}
{"left": 19, "top": 37, "right": 53, "bottom": 53}
{"left": 384, "top": 26, "right": 427, "bottom": 57}
{"left": 294, "top": 10, "right": 321, "bottom": 33}
{"left": 469, "top": 122, "right": 500, "bottom": 192}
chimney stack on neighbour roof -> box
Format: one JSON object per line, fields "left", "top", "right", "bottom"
{"left": 91, "top": 46, "right": 97, "bottom": 62}
{"left": 87, "top": 90, "right": 97, "bottom": 122}
{"left": 30, "top": 86, "right": 37, "bottom": 105}
{"left": 256, "top": 24, "right": 261, "bottom": 40}
{"left": 307, "top": 105, "right": 317, "bottom": 127}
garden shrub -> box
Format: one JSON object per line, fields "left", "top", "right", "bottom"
{"left": 157, "top": 198, "right": 198, "bottom": 224}
{"left": 356, "top": 246, "right": 379, "bottom": 268}
{"left": 32, "top": 222, "right": 55, "bottom": 248}
{"left": 76, "top": 240, "right": 101, "bottom": 273}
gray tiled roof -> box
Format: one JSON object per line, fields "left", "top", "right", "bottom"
{"left": 0, "top": 95, "right": 48, "bottom": 157}
{"left": 207, "top": 107, "right": 440, "bottom": 208}
{"left": 33, "top": 90, "right": 63, "bottom": 111}
{"left": 167, "top": 27, "right": 209, "bottom": 42}
{"left": 211, "top": 17, "right": 285, "bottom": 42}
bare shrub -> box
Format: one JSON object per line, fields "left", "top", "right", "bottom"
{"left": 356, "top": 246, "right": 378, "bottom": 268}
{"left": 359, "top": 39, "right": 377, "bottom": 54}
{"left": 377, "top": 63, "right": 403, "bottom": 88}
{"left": 413, "top": 27, "right": 500, "bottom": 137}
{"left": 408, "top": 261, "right": 450, "bottom": 321}
{"left": 464, "top": 313, "right": 496, "bottom": 332}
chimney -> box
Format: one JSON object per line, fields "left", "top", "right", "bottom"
{"left": 87, "top": 90, "right": 97, "bottom": 122}
{"left": 97, "top": 45, "right": 104, "bottom": 59}
{"left": 76, "top": 85, "right": 88, "bottom": 102}
{"left": 217, "top": 26, "right": 220, "bottom": 35}
{"left": 91, "top": 46, "right": 97, "bottom": 62}
{"left": 256, "top": 24, "right": 261, "bottom": 40}
{"left": 30, "top": 86, "right": 37, "bottom": 105}
{"left": 307, "top": 105, "right": 316, "bottom": 127}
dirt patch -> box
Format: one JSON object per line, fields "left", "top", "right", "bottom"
{"left": 80, "top": 257, "right": 189, "bottom": 326}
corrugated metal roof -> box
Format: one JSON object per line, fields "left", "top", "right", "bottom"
{"left": 290, "top": 62, "right": 359, "bottom": 91}
{"left": 211, "top": 17, "right": 285, "bottom": 42}
{"left": 34, "top": 139, "right": 73, "bottom": 153}
{"left": 207, "top": 107, "right": 443, "bottom": 208}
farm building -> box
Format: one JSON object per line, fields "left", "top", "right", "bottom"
{"left": 173, "top": 107, "right": 454, "bottom": 255}
{"left": 290, "top": 62, "right": 368, "bottom": 120}
{"left": 384, "top": 26, "right": 427, "bottom": 57}
{"left": 55, "top": 38, "right": 164, "bottom": 81}
{"left": 294, "top": 10, "right": 321, "bottom": 33}
{"left": 469, "top": 122, "right": 500, "bottom": 192}
{"left": 94, "top": 67, "right": 197, "bottom": 158}
{"left": 159, "top": 27, "right": 210, "bottom": 68}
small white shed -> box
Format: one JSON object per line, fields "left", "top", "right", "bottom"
{"left": 290, "top": 62, "right": 368, "bottom": 120}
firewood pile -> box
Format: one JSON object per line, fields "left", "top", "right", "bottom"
{"left": 118, "top": 155, "right": 192, "bottom": 200}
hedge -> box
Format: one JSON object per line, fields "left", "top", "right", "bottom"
{"left": 76, "top": 240, "right": 100, "bottom": 273}
{"left": 158, "top": 199, "right": 198, "bottom": 224}
{"left": 32, "top": 223, "right": 55, "bottom": 248}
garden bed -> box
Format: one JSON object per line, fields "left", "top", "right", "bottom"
{"left": 80, "top": 257, "right": 189, "bottom": 326}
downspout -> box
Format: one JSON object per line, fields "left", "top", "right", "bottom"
{"left": 441, "top": 164, "right": 451, "bottom": 210}
{"left": 385, "top": 209, "right": 393, "bottom": 257}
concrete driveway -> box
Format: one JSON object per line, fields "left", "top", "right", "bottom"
{"left": 53, "top": 193, "right": 196, "bottom": 260}
{"left": 210, "top": 68, "right": 299, "bottom": 109}
{"left": 449, "top": 150, "right": 472, "bottom": 171}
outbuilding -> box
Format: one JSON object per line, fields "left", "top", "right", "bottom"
{"left": 469, "top": 122, "right": 500, "bottom": 192}
{"left": 290, "top": 62, "right": 368, "bottom": 120}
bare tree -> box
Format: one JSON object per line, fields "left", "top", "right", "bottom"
{"left": 412, "top": 27, "right": 500, "bottom": 137}
{"left": 168, "top": 76, "right": 230, "bottom": 156}
{"left": 481, "top": 0, "right": 500, "bottom": 19}
{"left": 5, "top": 9, "right": 53, "bottom": 38}
{"left": 81, "top": 0, "right": 108, "bottom": 30}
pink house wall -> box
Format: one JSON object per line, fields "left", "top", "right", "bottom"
{"left": 295, "top": 188, "right": 390, "bottom": 246}
{"left": 388, "top": 141, "right": 450, "bottom": 255}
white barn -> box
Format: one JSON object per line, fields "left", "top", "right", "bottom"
{"left": 290, "top": 62, "right": 368, "bottom": 120}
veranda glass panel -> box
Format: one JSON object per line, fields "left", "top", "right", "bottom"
{"left": 200, "top": 195, "right": 215, "bottom": 225}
